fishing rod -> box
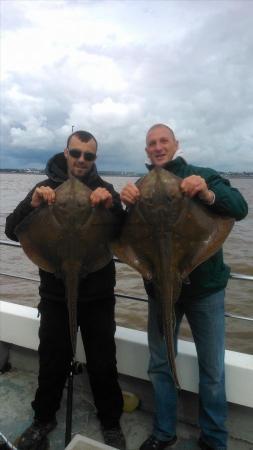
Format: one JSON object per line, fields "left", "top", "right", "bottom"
{"left": 64, "top": 346, "right": 83, "bottom": 447}
{"left": 65, "top": 358, "right": 75, "bottom": 446}
{"left": 0, "top": 432, "right": 18, "bottom": 450}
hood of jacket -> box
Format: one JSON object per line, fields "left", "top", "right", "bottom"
{"left": 45, "top": 152, "right": 100, "bottom": 184}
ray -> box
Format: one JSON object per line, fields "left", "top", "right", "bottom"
{"left": 113, "top": 168, "right": 234, "bottom": 387}
{"left": 15, "top": 178, "right": 118, "bottom": 355}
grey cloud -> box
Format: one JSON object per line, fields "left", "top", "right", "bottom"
{"left": 1, "top": 1, "right": 253, "bottom": 172}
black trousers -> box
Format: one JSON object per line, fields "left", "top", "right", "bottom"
{"left": 32, "top": 295, "right": 123, "bottom": 428}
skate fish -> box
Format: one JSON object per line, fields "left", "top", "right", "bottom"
{"left": 113, "top": 168, "right": 234, "bottom": 387}
{"left": 15, "top": 178, "right": 118, "bottom": 355}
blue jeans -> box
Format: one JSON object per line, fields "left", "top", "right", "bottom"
{"left": 147, "top": 290, "right": 228, "bottom": 449}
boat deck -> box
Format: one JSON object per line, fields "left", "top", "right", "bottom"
{"left": 1, "top": 347, "right": 252, "bottom": 450}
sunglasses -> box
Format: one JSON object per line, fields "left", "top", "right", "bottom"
{"left": 68, "top": 148, "right": 96, "bottom": 161}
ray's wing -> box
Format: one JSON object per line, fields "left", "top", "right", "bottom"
{"left": 170, "top": 196, "right": 234, "bottom": 278}
{"left": 15, "top": 205, "right": 63, "bottom": 273}
{"left": 112, "top": 204, "right": 154, "bottom": 280}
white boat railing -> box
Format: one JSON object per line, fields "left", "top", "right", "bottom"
{"left": 1, "top": 299, "right": 253, "bottom": 407}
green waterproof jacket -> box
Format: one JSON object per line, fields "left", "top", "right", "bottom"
{"left": 146, "top": 157, "right": 248, "bottom": 300}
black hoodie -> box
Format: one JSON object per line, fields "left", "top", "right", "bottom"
{"left": 5, "top": 153, "right": 124, "bottom": 302}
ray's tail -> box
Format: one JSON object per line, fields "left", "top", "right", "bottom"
{"left": 157, "top": 236, "right": 181, "bottom": 389}
{"left": 62, "top": 262, "right": 81, "bottom": 357}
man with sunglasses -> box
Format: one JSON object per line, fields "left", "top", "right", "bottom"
{"left": 5, "top": 130, "right": 126, "bottom": 450}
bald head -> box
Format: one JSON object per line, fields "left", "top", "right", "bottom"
{"left": 145, "top": 124, "right": 179, "bottom": 167}
{"left": 146, "top": 123, "right": 176, "bottom": 144}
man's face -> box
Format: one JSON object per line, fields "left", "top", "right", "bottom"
{"left": 145, "top": 126, "right": 179, "bottom": 167}
{"left": 64, "top": 136, "right": 97, "bottom": 178}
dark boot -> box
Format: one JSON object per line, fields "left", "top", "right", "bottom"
{"left": 15, "top": 419, "right": 57, "bottom": 450}
{"left": 101, "top": 425, "right": 126, "bottom": 450}
{"left": 198, "top": 438, "right": 217, "bottom": 450}
{"left": 139, "top": 435, "right": 177, "bottom": 450}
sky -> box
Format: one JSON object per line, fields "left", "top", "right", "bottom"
{"left": 1, "top": 0, "right": 253, "bottom": 172}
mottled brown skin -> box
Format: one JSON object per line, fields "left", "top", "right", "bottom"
{"left": 113, "top": 168, "right": 234, "bottom": 388}
{"left": 15, "top": 178, "right": 117, "bottom": 355}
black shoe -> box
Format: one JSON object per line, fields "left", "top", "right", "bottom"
{"left": 139, "top": 435, "right": 177, "bottom": 450}
{"left": 101, "top": 426, "right": 126, "bottom": 450}
{"left": 198, "top": 437, "right": 215, "bottom": 450}
{"left": 15, "top": 419, "right": 57, "bottom": 450}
